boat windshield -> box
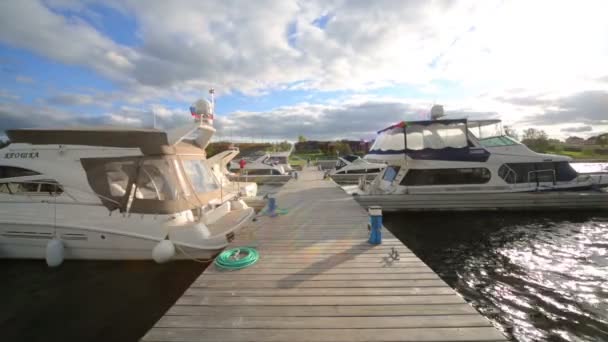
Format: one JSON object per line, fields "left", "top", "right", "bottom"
{"left": 468, "top": 121, "right": 519, "bottom": 147}
{"left": 181, "top": 159, "right": 219, "bottom": 193}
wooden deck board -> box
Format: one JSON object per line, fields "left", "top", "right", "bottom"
{"left": 142, "top": 168, "right": 506, "bottom": 342}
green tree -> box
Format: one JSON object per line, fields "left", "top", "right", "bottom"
{"left": 504, "top": 126, "right": 519, "bottom": 141}
{"left": 521, "top": 128, "right": 550, "bottom": 152}
{"left": 297, "top": 135, "right": 307, "bottom": 143}
{"left": 333, "top": 141, "right": 352, "bottom": 156}
{"left": 0, "top": 139, "right": 9, "bottom": 149}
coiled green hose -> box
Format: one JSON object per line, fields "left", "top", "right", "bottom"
{"left": 214, "top": 247, "right": 259, "bottom": 270}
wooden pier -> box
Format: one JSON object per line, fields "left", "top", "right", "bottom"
{"left": 142, "top": 168, "right": 507, "bottom": 342}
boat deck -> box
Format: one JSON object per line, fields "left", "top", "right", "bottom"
{"left": 142, "top": 168, "right": 507, "bottom": 342}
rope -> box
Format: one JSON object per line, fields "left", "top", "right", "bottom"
{"left": 174, "top": 242, "right": 213, "bottom": 264}
{"left": 214, "top": 247, "right": 260, "bottom": 270}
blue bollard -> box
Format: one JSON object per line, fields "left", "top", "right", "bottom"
{"left": 268, "top": 197, "right": 277, "bottom": 217}
{"left": 368, "top": 206, "right": 382, "bottom": 244}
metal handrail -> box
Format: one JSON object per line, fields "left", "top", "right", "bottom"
{"left": 527, "top": 169, "right": 556, "bottom": 185}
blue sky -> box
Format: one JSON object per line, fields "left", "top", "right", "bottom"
{"left": 1, "top": 0, "right": 607, "bottom": 141}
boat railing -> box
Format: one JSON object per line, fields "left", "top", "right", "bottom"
{"left": 527, "top": 169, "right": 556, "bottom": 187}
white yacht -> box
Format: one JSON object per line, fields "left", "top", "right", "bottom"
{"left": 206, "top": 147, "right": 258, "bottom": 197}
{"left": 229, "top": 152, "right": 292, "bottom": 176}
{"left": 356, "top": 109, "right": 608, "bottom": 211}
{"left": 0, "top": 97, "right": 254, "bottom": 264}
{"left": 329, "top": 155, "right": 386, "bottom": 184}
{"left": 228, "top": 151, "right": 293, "bottom": 184}
{"left": 331, "top": 155, "right": 386, "bottom": 175}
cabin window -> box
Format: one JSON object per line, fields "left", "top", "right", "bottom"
{"left": 181, "top": 160, "right": 219, "bottom": 193}
{"left": 335, "top": 159, "right": 347, "bottom": 169}
{"left": 245, "top": 169, "right": 278, "bottom": 176}
{"left": 268, "top": 156, "right": 287, "bottom": 164}
{"left": 0, "top": 166, "right": 40, "bottom": 178}
{"left": 498, "top": 162, "right": 578, "bottom": 184}
{"left": 382, "top": 166, "right": 401, "bottom": 181}
{"left": 0, "top": 180, "right": 63, "bottom": 195}
{"left": 400, "top": 168, "right": 491, "bottom": 186}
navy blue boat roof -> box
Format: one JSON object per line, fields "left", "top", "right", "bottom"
{"left": 377, "top": 119, "right": 467, "bottom": 134}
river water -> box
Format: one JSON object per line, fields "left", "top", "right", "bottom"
{"left": 384, "top": 211, "right": 608, "bottom": 342}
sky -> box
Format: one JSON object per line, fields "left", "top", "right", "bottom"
{"left": 1, "top": 0, "right": 607, "bottom": 142}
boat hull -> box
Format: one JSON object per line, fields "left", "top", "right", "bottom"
{"left": 330, "top": 173, "right": 378, "bottom": 185}
{"left": 0, "top": 206, "right": 254, "bottom": 261}
{"left": 0, "top": 224, "right": 219, "bottom": 261}
{"left": 353, "top": 191, "right": 608, "bottom": 212}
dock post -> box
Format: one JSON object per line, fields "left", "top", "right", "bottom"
{"left": 368, "top": 206, "right": 382, "bottom": 244}
{"left": 268, "top": 196, "right": 277, "bottom": 217}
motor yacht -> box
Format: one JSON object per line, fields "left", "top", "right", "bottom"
{"left": 228, "top": 152, "right": 293, "bottom": 184}
{"left": 355, "top": 107, "right": 608, "bottom": 211}
{"left": 0, "top": 96, "right": 254, "bottom": 264}
{"left": 328, "top": 155, "right": 386, "bottom": 184}
{"left": 206, "top": 147, "right": 258, "bottom": 197}
{"left": 229, "top": 152, "right": 292, "bottom": 176}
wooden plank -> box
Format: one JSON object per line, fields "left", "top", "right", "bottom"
{"left": 154, "top": 315, "right": 492, "bottom": 329}
{"left": 203, "top": 270, "right": 437, "bottom": 278}
{"left": 184, "top": 286, "right": 451, "bottom": 296}
{"left": 193, "top": 279, "right": 446, "bottom": 288}
{"left": 201, "top": 271, "right": 438, "bottom": 281}
{"left": 166, "top": 304, "right": 482, "bottom": 317}
{"left": 175, "top": 295, "right": 466, "bottom": 306}
{"left": 142, "top": 327, "right": 506, "bottom": 342}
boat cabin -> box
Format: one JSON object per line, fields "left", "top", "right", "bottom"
{"left": 2, "top": 129, "right": 227, "bottom": 215}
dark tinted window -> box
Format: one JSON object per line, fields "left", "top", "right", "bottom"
{"left": 245, "top": 169, "right": 278, "bottom": 175}
{"left": 0, "top": 166, "right": 40, "bottom": 178}
{"left": 499, "top": 162, "right": 578, "bottom": 184}
{"left": 554, "top": 162, "right": 578, "bottom": 181}
{"left": 382, "top": 166, "right": 400, "bottom": 181}
{"left": 0, "top": 180, "right": 63, "bottom": 195}
{"left": 400, "top": 168, "right": 491, "bottom": 186}
{"left": 343, "top": 155, "right": 359, "bottom": 162}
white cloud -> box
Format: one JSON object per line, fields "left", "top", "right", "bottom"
{"left": 3, "top": 0, "right": 607, "bottom": 97}
{"left": 1, "top": 0, "right": 607, "bottom": 140}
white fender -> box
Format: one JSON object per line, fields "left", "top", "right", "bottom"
{"left": 46, "top": 238, "right": 64, "bottom": 267}
{"left": 152, "top": 240, "right": 175, "bottom": 264}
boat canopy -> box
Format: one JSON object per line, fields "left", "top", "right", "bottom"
{"left": 81, "top": 154, "right": 222, "bottom": 214}
{"left": 371, "top": 119, "right": 468, "bottom": 153}
{"left": 369, "top": 119, "right": 490, "bottom": 162}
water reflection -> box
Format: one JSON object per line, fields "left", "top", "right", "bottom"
{"left": 384, "top": 211, "right": 608, "bottom": 342}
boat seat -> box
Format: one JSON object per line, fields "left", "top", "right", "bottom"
{"left": 206, "top": 207, "right": 253, "bottom": 237}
